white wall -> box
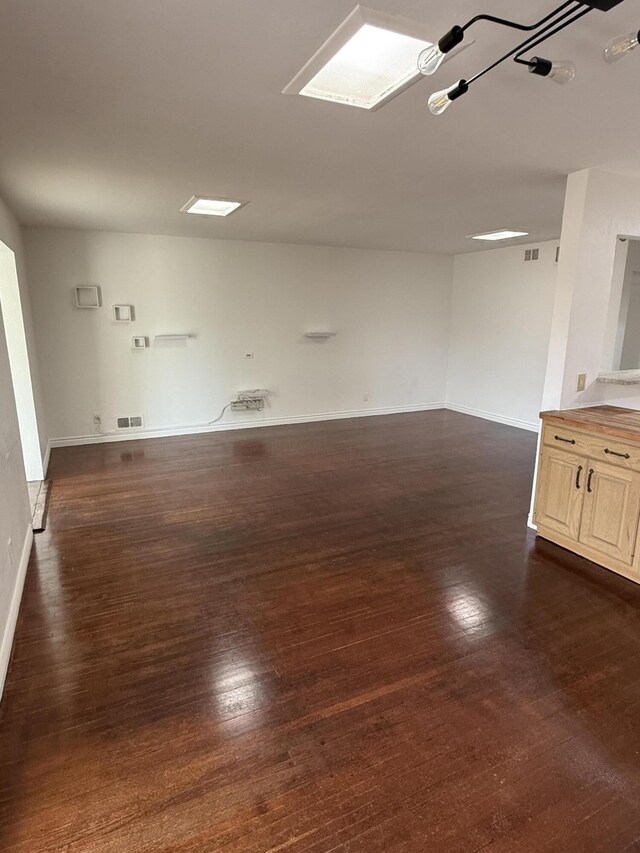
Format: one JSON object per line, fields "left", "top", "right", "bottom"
{"left": 0, "top": 196, "right": 33, "bottom": 699}
{"left": 0, "top": 216, "right": 47, "bottom": 462}
{"left": 446, "top": 241, "right": 559, "bottom": 430}
{"left": 618, "top": 240, "right": 640, "bottom": 370}
{"left": 543, "top": 168, "right": 640, "bottom": 412}
{"left": 24, "top": 228, "right": 453, "bottom": 441}
{"left": 0, "top": 244, "right": 44, "bottom": 480}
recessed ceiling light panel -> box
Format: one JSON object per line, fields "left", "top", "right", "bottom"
{"left": 181, "top": 196, "right": 247, "bottom": 217}
{"left": 469, "top": 229, "right": 530, "bottom": 241}
{"left": 283, "top": 6, "right": 434, "bottom": 111}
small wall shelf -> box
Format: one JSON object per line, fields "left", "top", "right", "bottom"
{"left": 154, "top": 334, "right": 195, "bottom": 341}
{"left": 74, "top": 286, "right": 100, "bottom": 308}
{"left": 305, "top": 331, "right": 336, "bottom": 339}
{"left": 113, "top": 304, "right": 134, "bottom": 323}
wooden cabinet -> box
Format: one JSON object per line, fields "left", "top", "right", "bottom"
{"left": 579, "top": 462, "right": 640, "bottom": 564}
{"left": 534, "top": 406, "right": 640, "bottom": 586}
{"left": 535, "top": 448, "right": 585, "bottom": 541}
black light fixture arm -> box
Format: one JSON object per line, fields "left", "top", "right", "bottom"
{"left": 436, "top": 1, "right": 579, "bottom": 54}
{"left": 512, "top": 5, "right": 593, "bottom": 67}
{"left": 438, "top": 0, "right": 584, "bottom": 58}
{"left": 460, "top": 1, "right": 578, "bottom": 35}
{"left": 466, "top": 4, "right": 591, "bottom": 87}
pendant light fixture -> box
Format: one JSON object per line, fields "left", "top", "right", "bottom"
{"left": 420, "top": 0, "right": 632, "bottom": 115}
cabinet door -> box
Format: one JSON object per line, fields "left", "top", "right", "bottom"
{"left": 579, "top": 462, "right": 640, "bottom": 565}
{"left": 534, "top": 448, "right": 587, "bottom": 541}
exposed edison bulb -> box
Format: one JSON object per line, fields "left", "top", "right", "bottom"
{"left": 418, "top": 44, "right": 445, "bottom": 75}
{"left": 428, "top": 88, "right": 454, "bottom": 115}
{"left": 418, "top": 27, "right": 464, "bottom": 76}
{"left": 427, "top": 80, "right": 468, "bottom": 116}
{"left": 549, "top": 60, "right": 576, "bottom": 84}
{"left": 604, "top": 31, "right": 639, "bottom": 63}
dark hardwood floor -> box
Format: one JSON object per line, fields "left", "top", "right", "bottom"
{"left": 2, "top": 410, "right": 640, "bottom": 852}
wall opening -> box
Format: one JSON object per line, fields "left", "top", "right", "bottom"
{"left": 0, "top": 241, "right": 43, "bottom": 481}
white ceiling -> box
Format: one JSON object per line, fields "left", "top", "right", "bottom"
{"left": 0, "top": 0, "right": 639, "bottom": 254}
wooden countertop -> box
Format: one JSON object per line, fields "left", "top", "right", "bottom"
{"left": 540, "top": 405, "right": 640, "bottom": 443}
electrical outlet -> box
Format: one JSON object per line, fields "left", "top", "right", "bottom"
{"left": 576, "top": 372, "right": 587, "bottom": 392}
{"left": 93, "top": 413, "right": 101, "bottom": 425}
{"left": 243, "top": 351, "right": 254, "bottom": 359}
{"left": 364, "top": 393, "right": 370, "bottom": 402}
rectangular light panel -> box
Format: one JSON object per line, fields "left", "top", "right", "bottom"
{"left": 300, "top": 24, "right": 432, "bottom": 110}
{"left": 283, "top": 7, "right": 434, "bottom": 111}
{"left": 470, "top": 230, "right": 530, "bottom": 242}
{"left": 181, "top": 196, "right": 246, "bottom": 217}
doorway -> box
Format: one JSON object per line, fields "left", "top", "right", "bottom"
{"left": 0, "top": 240, "right": 43, "bottom": 482}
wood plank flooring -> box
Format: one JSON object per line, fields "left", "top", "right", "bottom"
{"left": 2, "top": 410, "right": 640, "bottom": 852}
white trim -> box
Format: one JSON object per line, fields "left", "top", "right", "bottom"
{"left": 527, "top": 428, "right": 544, "bottom": 531}
{"left": 42, "top": 438, "right": 52, "bottom": 476}
{"left": 445, "top": 402, "right": 540, "bottom": 433}
{"left": 49, "top": 402, "right": 446, "bottom": 448}
{"left": 48, "top": 402, "right": 542, "bottom": 450}
{"left": 0, "top": 525, "right": 33, "bottom": 702}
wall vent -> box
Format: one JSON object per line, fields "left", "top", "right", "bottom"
{"left": 116, "top": 415, "right": 144, "bottom": 430}
{"left": 524, "top": 248, "right": 539, "bottom": 262}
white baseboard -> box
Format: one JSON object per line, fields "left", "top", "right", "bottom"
{"left": 50, "top": 402, "right": 447, "bottom": 448}
{"left": 0, "top": 525, "right": 33, "bottom": 702}
{"left": 48, "top": 401, "right": 541, "bottom": 450}
{"left": 445, "top": 403, "right": 540, "bottom": 433}
{"left": 42, "top": 438, "right": 52, "bottom": 476}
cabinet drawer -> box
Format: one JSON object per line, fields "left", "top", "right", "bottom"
{"left": 542, "top": 423, "right": 640, "bottom": 473}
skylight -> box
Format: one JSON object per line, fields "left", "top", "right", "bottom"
{"left": 181, "top": 196, "right": 247, "bottom": 217}
{"left": 283, "top": 7, "right": 434, "bottom": 111}
{"left": 469, "top": 230, "right": 530, "bottom": 242}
